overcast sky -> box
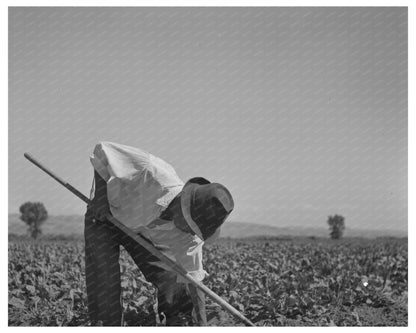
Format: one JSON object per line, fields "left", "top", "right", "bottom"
{"left": 9, "top": 7, "right": 407, "bottom": 231}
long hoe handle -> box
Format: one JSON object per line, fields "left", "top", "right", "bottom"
{"left": 23, "top": 152, "right": 255, "bottom": 327}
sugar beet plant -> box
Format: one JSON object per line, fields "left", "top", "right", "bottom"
{"left": 8, "top": 238, "right": 407, "bottom": 326}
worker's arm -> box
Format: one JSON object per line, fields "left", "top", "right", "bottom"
{"left": 172, "top": 243, "right": 207, "bottom": 325}
{"left": 187, "top": 283, "right": 207, "bottom": 326}
{"left": 163, "top": 223, "right": 208, "bottom": 325}
{"left": 90, "top": 170, "right": 110, "bottom": 221}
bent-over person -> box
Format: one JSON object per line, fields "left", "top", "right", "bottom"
{"left": 84, "top": 141, "right": 234, "bottom": 326}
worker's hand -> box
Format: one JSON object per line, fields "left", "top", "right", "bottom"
{"left": 89, "top": 198, "right": 110, "bottom": 222}
{"left": 94, "top": 206, "right": 110, "bottom": 222}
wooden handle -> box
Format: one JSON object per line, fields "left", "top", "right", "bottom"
{"left": 24, "top": 153, "right": 90, "bottom": 204}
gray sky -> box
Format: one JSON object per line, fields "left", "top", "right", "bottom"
{"left": 9, "top": 7, "right": 407, "bottom": 231}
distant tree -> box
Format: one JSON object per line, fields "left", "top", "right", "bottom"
{"left": 327, "top": 214, "right": 345, "bottom": 239}
{"left": 19, "top": 202, "right": 48, "bottom": 240}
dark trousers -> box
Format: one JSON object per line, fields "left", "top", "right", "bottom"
{"left": 84, "top": 210, "right": 194, "bottom": 326}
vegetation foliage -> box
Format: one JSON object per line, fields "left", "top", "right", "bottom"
{"left": 8, "top": 238, "right": 407, "bottom": 326}
{"left": 19, "top": 202, "right": 48, "bottom": 240}
{"left": 327, "top": 215, "right": 346, "bottom": 240}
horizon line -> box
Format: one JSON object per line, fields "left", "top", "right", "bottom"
{"left": 8, "top": 212, "right": 408, "bottom": 233}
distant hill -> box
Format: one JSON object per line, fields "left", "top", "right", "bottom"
{"left": 218, "top": 221, "right": 407, "bottom": 238}
{"left": 8, "top": 214, "right": 407, "bottom": 239}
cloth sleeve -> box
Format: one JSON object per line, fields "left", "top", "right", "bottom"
{"left": 173, "top": 239, "right": 208, "bottom": 284}
{"left": 138, "top": 222, "right": 208, "bottom": 283}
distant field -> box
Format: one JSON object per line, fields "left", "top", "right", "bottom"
{"left": 8, "top": 237, "right": 407, "bottom": 326}
{"left": 8, "top": 214, "right": 408, "bottom": 239}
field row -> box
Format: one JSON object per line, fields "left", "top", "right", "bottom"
{"left": 8, "top": 238, "right": 408, "bottom": 326}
